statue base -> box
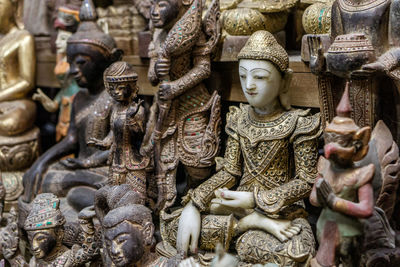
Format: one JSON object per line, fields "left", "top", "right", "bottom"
{"left": 0, "top": 127, "right": 40, "bottom": 171}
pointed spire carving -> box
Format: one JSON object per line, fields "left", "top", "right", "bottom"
{"left": 336, "top": 81, "right": 352, "bottom": 118}
{"left": 79, "top": 0, "right": 97, "bottom": 22}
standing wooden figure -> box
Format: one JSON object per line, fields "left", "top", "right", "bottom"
{"left": 142, "top": 0, "right": 222, "bottom": 212}
{"left": 310, "top": 83, "right": 375, "bottom": 266}
{"left": 88, "top": 61, "right": 149, "bottom": 204}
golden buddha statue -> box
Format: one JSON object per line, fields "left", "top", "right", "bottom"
{"left": 161, "top": 31, "right": 322, "bottom": 265}
{"left": 0, "top": 0, "right": 39, "bottom": 172}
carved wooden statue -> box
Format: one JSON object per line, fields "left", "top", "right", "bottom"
{"left": 0, "top": 0, "right": 39, "bottom": 172}
{"left": 309, "top": 83, "right": 375, "bottom": 266}
{"left": 159, "top": 31, "right": 321, "bottom": 266}
{"left": 0, "top": 207, "right": 27, "bottom": 266}
{"left": 95, "top": 184, "right": 157, "bottom": 267}
{"left": 23, "top": 193, "right": 99, "bottom": 266}
{"left": 307, "top": 0, "right": 400, "bottom": 143}
{"left": 88, "top": 61, "right": 149, "bottom": 204}
{"left": 33, "top": 4, "right": 81, "bottom": 142}
{"left": 142, "top": 0, "right": 221, "bottom": 211}
{"left": 22, "top": 0, "right": 123, "bottom": 213}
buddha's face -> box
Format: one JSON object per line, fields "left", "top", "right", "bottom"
{"left": 67, "top": 50, "right": 104, "bottom": 88}
{"left": 106, "top": 82, "right": 137, "bottom": 103}
{"left": 27, "top": 229, "right": 57, "bottom": 259}
{"left": 239, "top": 59, "right": 283, "bottom": 110}
{"left": 0, "top": 0, "right": 13, "bottom": 31}
{"left": 56, "top": 30, "right": 72, "bottom": 54}
{"left": 104, "top": 221, "right": 145, "bottom": 267}
{"left": 150, "top": 0, "right": 180, "bottom": 28}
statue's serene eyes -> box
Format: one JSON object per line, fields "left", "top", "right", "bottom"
{"left": 76, "top": 57, "right": 87, "bottom": 66}
{"left": 115, "top": 233, "right": 130, "bottom": 245}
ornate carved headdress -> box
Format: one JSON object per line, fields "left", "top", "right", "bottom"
{"left": 67, "top": 0, "right": 120, "bottom": 57}
{"left": 24, "top": 193, "right": 65, "bottom": 231}
{"left": 238, "top": 30, "right": 289, "bottom": 73}
{"left": 325, "top": 81, "right": 360, "bottom": 134}
{"left": 104, "top": 61, "right": 138, "bottom": 84}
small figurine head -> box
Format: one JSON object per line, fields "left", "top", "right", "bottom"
{"left": 103, "top": 204, "right": 154, "bottom": 267}
{"left": 237, "top": 31, "right": 292, "bottom": 112}
{"left": 54, "top": 5, "right": 80, "bottom": 55}
{"left": 24, "top": 193, "right": 65, "bottom": 260}
{"left": 324, "top": 82, "right": 371, "bottom": 166}
{"left": 150, "top": 0, "right": 183, "bottom": 29}
{"left": 104, "top": 61, "right": 139, "bottom": 103}
{"left": 67, "top": 0, "right": 123, "bottom": 88}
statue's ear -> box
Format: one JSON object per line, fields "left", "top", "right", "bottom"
{"left": 279, "top": 68, "right": 293, "bottom": 110}
{"left": 353, "top": 126, "right": 371, "bottom": 161}
{"left": 142, "top": 222, "right": 155, "bottom": 247}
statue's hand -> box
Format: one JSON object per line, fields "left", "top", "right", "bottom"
{"left": 155, "top": 58, "right": 171, "bottom": 78}
{"left": 78, "top": 205, "right": 96, "bottom": 220}
{"left": 22, "top": 162, "right": 48, "bottom": 202}
{"left": 176, "top": 201, "right": 201, "bottom": 256}
{"left": 60, "top": 158, "right": 88, "bottom": 169}
{"left": 158, "top": 82, "right": 174, "bottom": 101}
{"left": 32, "top": 88, "right": 58, "bottom": 112}
{"left": 32, "top": 88, "right": 49, "bottom": 104}
{"left": 211, "top": 189, "right": 255, "bottom": 209}
{"left": 316, "top": 178, "right": 336, "bottom": 208}
{"left": 87, "top": 137, "right": 109, "bottom": 150}
{"left": 308, "top": 35, "right": 325, "bottom": 74}
{"left": 126, "top": 100, "right": 143, "bottom": 119}
{"left": 362, "top": 61, "right": 386, "bottom": 72}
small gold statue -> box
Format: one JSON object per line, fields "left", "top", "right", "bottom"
{"left": 23, "top": 193, "right": 100, "bottom": 266}
{"left": 88, "top": 61, "right": 149, "bottom": 203}
{"left": 169, "top": 31, "right": 321, "bottom": 265}
{"left": 0, "top": 0, "right": 39, "bottom": 171}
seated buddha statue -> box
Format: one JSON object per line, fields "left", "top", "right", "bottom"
{"left": 0, "top": 0, "right": 39, "bottom": 172}
{"left": 22, "top": 0, "right": 123, "bottom": 213}
{"left": 162, "top": 31, "right": 322, "bottom": 265}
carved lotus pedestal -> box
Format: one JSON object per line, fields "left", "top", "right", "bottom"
{"left": 0, "top": 127, "right": 40, "bottom": 211}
